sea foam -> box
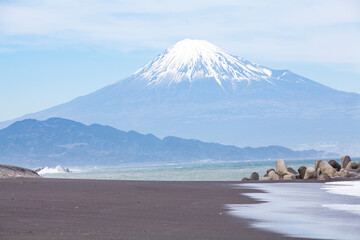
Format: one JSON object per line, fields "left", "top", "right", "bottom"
{"left": 37, "top": 165, "right": 70, "bottom": 174}
{"left": 321, "top": 181, "right": 360, "bottom": 216}
{"left": 227, "top": 181, "right": 360, "bottom": 240}
{"left": 323, "top": 180, "right": 360, "bottom": 197}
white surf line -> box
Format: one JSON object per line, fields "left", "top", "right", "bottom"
{"left": 226, "top": 182, "right": 360, "bottom": 240}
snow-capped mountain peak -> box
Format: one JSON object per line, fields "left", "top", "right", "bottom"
{"left": 132, "top": 39, "right": 272, "bottom": 87}
{"left": 1, "top": 39, "right": 359, "bottom": 156}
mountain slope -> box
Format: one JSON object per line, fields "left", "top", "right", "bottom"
{"left": 0, "top": 118, "right": 332, "bottom": 168}
{"left": 1, "top": 39, "right": 359, "bottom": 154}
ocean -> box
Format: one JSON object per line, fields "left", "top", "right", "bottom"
{"left": 38, "top": 158, "right": 360, "bottom": 239}
{"left": 37, "top": 158, "right": 359, "bottom": 181}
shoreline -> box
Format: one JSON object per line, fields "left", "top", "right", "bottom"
{"left": 0, "top": 177, "right": 314, "bottom": 240}
{"left": 228, "top": 180, "right": 360, "bottom": 240}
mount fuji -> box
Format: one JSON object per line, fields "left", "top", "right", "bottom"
{"left": 2, "top": 39, "right": 360, "bottom": 154}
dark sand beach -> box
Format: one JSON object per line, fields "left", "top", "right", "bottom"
{"left": 0, "top": 178, "right": 311, "bottom": 240}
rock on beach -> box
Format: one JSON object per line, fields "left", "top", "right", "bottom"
{"left": 315, "top": 160, "right": 322, "bottom": 170}
{"left": 298, "top": 166, "right": 307, "bottom": 179}
{"left": 250, "top": 172, "right": 259, "bottom": 181}
{"left": 287, "top": 167, "right": 297, "bottom": 175}
{"left": 341, "top": 156, "right": 351, "bottom": 169}
{"left": 268, "top": 170, "right": 280, "bottom": 180}
{"left": 283, "top": 174, "right": 296, "bottom": 180}
{"left": 328, "top": 160, "right": 341, "bottom": 171}
{"left": 318, "top": 161, "right": 336, "bottom": 177}
{"left": 276, "top": 159, "right": 291, "bottom": 176}
{"left": 346, "top": 162, "right": 358, "bottom": 170}
{"left": 304, "top": 167, "right": 317, "bottom": 180}
{"left": 318, "top": 173, "right": 330, "bottom": 181}
{"left": 255, "top": 156, "right": 359, "bottom": 182}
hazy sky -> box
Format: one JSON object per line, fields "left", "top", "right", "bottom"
{"left": 1, "top": 0, "right": 360, "bottom": 122}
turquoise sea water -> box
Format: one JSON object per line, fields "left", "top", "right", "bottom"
{"left": 39, "top": 158, "right": 360, "bottom": 181}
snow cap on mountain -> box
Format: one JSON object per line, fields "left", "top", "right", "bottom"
{"left": 132, "top": 39, "right": 272, "bottom": 87}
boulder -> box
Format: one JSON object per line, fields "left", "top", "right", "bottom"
{"left": 268, "top": 170, "right": 280, "bottom": 180}
{"left": 261, "top": 176, "right": 272, "bottom": 181}
{"left": 298, "top": 166, "right": 307, "bottom": 179}
{"left": 336, "top": 169, "right": 348, "bottom": 178}
{"left": 304, "top": 167, "right": 317, "bottom": 179}
{"left": 318, "top": 173, "right": 330, "bottom": 181}
{"left": 266, "top": 168, "right": 276, "bottom": 175}
{"left": 337, "top": 169, "right": 357, "bottom": 178}
{"left": 241, "top": 177, "right": 250, "bottom": 181}
{"left": 250, "top": 172, "right": 259, "bottom": 181}
{"left": 348, "top": 170, "right": 360, "bottom": 178}
{"left": 283, "top": 174, "right": 296, "bottom": 180}
{"left": 315, "top": 160, "right": 322, "bottom": 170}
{"left": 328, "top": 160, "right": 341, "bottom": 171}
{"left": 276, "top": 159, "right": 290, "bottom": 176}
{"left": 287, "top": 167, "right": 298, "bottom": 175}
{"left": 316, "top": 167, "right": 321, "bottom": 177}
{"left": 346, "top": 161, "right": 358, "bottom": 170}
{"left": 319, "top": 161, "right": 336, "bottom": 177}
{"left": 341, "top": 155, "right": 351, "bottom": 169}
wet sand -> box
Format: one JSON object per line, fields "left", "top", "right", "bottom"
{"left": 0, "top": 178, "right": 309, "bottom": 240}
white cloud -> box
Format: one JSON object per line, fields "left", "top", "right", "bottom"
{"left": 0, "top": 0, "right": 359, "bottom": 64}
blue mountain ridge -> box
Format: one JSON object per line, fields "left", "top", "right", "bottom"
{"left": 0, "top": 118, "right": 335, "bottom": 168}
